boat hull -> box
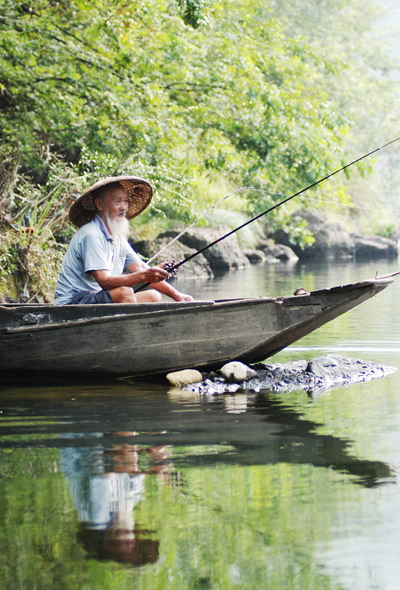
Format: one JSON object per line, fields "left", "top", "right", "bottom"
{"left": 0, "top": 279, "right": 392, "bottom": 377}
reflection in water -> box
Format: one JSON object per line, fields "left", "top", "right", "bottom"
{"left": 60, "top": 432, "right": 171, "bottom": 566}
{"left": 167, "top": 391, "right": 394, "bottom": 487}
{"left": 0, "top": 385, "right": 394, "bottom": 490}
{"left": 1, "top": 259, "right": 400, "bottom": 588}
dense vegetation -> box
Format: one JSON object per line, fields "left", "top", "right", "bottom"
{"left": 0, "top": 0, "right": 399, "bottom": 300}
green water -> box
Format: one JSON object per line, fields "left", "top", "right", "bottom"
{"left": 1, "top": 259, "right": 400, "bottom": 590}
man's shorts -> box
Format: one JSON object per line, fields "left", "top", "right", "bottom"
{"left": 68, "top": 290, "right": 113, "bottom": 305}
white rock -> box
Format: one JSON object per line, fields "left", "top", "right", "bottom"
{"left": 220, "top": 361, "right": 257, "bottom": 383}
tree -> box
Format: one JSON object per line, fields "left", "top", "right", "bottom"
{"left": 0, "top": 0, "right": 397, "bottom": 230}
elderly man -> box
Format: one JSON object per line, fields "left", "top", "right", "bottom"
{"left": 55, "top": 175, "right": 193, "bottom": 305}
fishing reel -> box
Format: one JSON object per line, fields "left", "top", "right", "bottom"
{"left": 163, "top": 260, "right": 178, "bottom": 276}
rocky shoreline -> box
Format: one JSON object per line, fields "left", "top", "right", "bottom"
{"left": 166, "top": 355, "right": 397, "bottom": 398}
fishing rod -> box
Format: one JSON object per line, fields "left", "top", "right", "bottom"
{"left": 374, "top": 270, "right": 400, "bottom": 280}
{"left": 135, "top": 136, "right": 400, "bottom": 293}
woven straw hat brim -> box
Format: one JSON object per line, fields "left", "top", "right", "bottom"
{"left": 69, "top": 175, "right": 153, "bottom": 228}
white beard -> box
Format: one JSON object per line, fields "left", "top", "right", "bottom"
{"left": 106, "top": 216, "right": 131, "bottom": 241}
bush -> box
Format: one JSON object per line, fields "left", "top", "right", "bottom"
{"left": 0, "top": 230, "right": 66, "bottom": 303}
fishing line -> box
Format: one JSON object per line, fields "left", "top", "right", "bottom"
{"left": 289, "top": 194, "right": 400, "bottom": 218}
{"left": 146, "top": 187, "right": 251, "bottom": 264}
{"left": 220, "top": 189, "right": 400, "bottom": 219}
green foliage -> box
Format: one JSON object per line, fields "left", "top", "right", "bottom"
{"left": 0, "top": 230, "right": 66, "bottom": 302}
{"left": 176, "top": 0, "right": 211, "bottom": 28}
{"left": 268, "top": 0, "right": 400, "bottom": 225}
{"left": 1, "top": 0, "right": 394, "bottom": 212}
{"left": 377, "top": 223, "right": 396, "bottom": 239}
{"left": 0, "top": 0, "right": 398, "bottom": 299}
{"left": 0, "top": 447, "right": 366, "bottom": 590}
{"left": 0, "top": 464, "right": 87, "bottom": 590}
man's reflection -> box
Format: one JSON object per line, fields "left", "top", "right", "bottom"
{"left": 61, "top": 432, "right": 171, "bottom": 566}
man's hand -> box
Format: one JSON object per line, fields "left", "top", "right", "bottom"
{"left": 125, "top": 260, "right": 194, "bottom": 301}
{"left": 172, "top": 291, "right": 194, "bottom": 302}
{"left": 140, "top": 266, "right": 170, "bottom": 283}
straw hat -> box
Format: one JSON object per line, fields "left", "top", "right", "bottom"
{"left": 69, "top": 175, "right": 153, "bottom": 228}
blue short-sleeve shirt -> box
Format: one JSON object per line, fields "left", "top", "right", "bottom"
{"left": 54, "top": 216, "right": 139, "bottom": 305}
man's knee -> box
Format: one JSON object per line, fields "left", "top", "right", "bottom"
{"left": 110, "top": 286, "right": 136, "bottom": 303}
{"left": 136, "top": 289, "right": 163, "bottom": 303}
{"left": 147, "top": 290, "right": 163, "bottom": 303}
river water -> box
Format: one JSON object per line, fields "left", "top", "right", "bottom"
{"left": 1, "top": 258, "right": 400, "bottom": 590}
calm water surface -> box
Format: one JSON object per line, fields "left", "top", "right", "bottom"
{"left": 1, "top": 259, "right": 400, "bottom": 590}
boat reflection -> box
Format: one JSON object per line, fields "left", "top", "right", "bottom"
{"left": 166, "top": 389, "right": 393, "bottom": 487}
{"left": 0, "top": 381, "right": 394, "bottom": 492}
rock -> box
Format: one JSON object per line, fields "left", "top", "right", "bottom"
{"left": 264, "top": 243, "right": 299, "bottom": 263}
{"left": 184, "top": 355, "right": 397, "bottom": 397}
{"left": 177, "top": 228, "right": 250, "bottom": 271}
{"left": 256, "top": 239, "right": 299, "bottom": 263}
{"left": 166, "top": 369, "right": 203, "bottom": 387}
{"left": 302, "top": 221, "right": 355, "bottom": 259}
{"left": 270, "top": 209, "right": 355, "bottom": 259}
{"left": 220, "top": 361, "right": 258, "bottom": 383}
{"left": 306, "top": 355, "right": 339, "bottom": 380}
{"left": 351, "top": 234, "right": 399, "bottom": 259}
{"left": 307, "top": 354, "right": 339, "bottom": 370}
{"left": 268, "top": 208, "right": 399, "bottom": 262}
{"left": 284, "top": 359, "right": 309, "bottom": 372}
{"left": 132, "top": 235, "right": 213, "bottom": 279}
{"left": 243, "top": 249, "right": 266, "bottom": 264}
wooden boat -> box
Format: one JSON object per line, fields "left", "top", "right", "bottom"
{"left": 0, "top": 278, "right": 392, "bottom": 378}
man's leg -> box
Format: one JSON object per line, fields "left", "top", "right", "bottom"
{"left": 136, "top": 290, "right": 163, "bottom": 302}
{"left": 69, "top": 290, "right": 112, "bottom": 304}
{"left": 109, "top": 286, "right": 162, "bottom": 303}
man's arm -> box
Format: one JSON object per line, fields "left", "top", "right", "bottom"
{"left": 126, "top": 260, "right": 194, "bottom": 302}
{"left": 91, "top": 265, "right": 169, "bottom": 291}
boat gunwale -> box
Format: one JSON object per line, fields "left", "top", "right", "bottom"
{"left": 0, "top": 278, "right": 391, "bottom": 335}
{"left": 0, "top": 296, "right": 277, "bottom": 334}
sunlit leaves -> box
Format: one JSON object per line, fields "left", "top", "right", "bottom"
{"left": 176, "top": 0, "right": 211, "bottom": 28}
